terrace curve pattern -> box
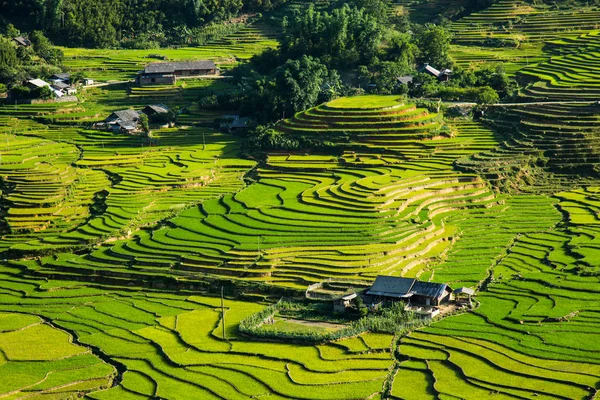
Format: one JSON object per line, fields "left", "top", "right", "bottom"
{"left": 23, "top": 96, "right": 554, "bottom": 291}
{"left": 456, "top": 31, "right": 600, "bottom": 190}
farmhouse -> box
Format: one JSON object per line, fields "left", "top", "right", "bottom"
{"left": 366, "top": 276, "right": 452, "bottom": 306}
{"left": 137, "top": 60, "right": 219, "bottom": 86}
{"left": 13, "top": 36, "right": 31, "bottom": 47}
{"left": 142, "top": 104, "right": 170, "bottom": 117}
{"left": 333, "top": 293, "right": 357, "bottom": 313}
{"left": 397, "top": 75, "right": 414, "bottom": 85}
{"left": 25, "top": 79, "right": 50, "bottom": 90}
{"left": 50, "top": 73, "right": 71, "bottom": 84}
{"left": 219, "top": 115, "right": 250, "bottom": 132}
{"left": 421, "top": 63, "right": 452, "bottom": 82}
{"left": 454, "top": 287, "right": 475, "bottom": 303}
{"left": 103, "top": 109, "right": 142, "bottom": 133}
{"left": 50, "top": 80, "right": 77, "bottom": 96}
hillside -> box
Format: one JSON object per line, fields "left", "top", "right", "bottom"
{"left": 0, "top": 0, "right": 599, "bottom": 399}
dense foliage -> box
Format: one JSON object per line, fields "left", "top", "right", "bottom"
{"left": 0, "top": 0, "right": 289, "bottom": 48}
{"left": 0, "top": 29, "right": 63, "bottom": 87}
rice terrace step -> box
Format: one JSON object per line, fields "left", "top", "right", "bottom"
{"left": 0, "top": 0, "right": 599, "bottom": 399}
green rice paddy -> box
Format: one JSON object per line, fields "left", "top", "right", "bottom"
{"left": 0, "top": 7, "right": 599, "bottom": 399}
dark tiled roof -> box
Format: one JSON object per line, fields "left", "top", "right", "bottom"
{"left": 367, "top": 276, "right": 451, "bottom": 299}
{"left": 143, "top": 104, "right": 170, "bottom": 114}
{"left": 51, "top": 81, "right": 69, "bottom": 90}
{"left": 51, "top": 73, "right": 71, "bottom": 80}
{"left": 106, "top": 109, "right": 140, "bottom": 123}
{"left": 144, "top": 60, "right": 216, "bottom": 74}
{"left": 366, "top": 276, "right": 415, "bottom": 298}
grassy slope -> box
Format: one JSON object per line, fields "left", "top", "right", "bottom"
{"left": 0, "top": 2, "right": 599, "bottom": 398}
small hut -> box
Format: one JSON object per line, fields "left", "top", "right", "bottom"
{"left": 333, "top": 293, "right": 357, "bottom": 313}
{"left": 454, "top": 287, "right": 475, "bottom": 304}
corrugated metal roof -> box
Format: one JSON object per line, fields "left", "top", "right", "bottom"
{"left": 113, "top": 110, "right": 140, "bottom": 121}
{"left": 13, "top": 36, "right": 30, "bottom": 46}
{"left": 455, "top": 287, "right": 475, "bottom": 296}
{"left": 117, "top": 120, "right": 137, "bottom": 130}
{"left": 411, "top": 281, "right": 449, "bottom": 299}
{"left": 367, "top": 276, "right": 451, "bottom": 300}
{"left": 366, "top": 276, "right": 415, "bottom": 298}
{"left": 144, "top": 61, "right": 216, "bottom": 74}
{"left": 424, "top": 65, "right": 440, "bottom": 77}
{"left": 51, "top": 81, "right": 69, "bottom": 90}
{"left": 27, "top": 79, "right": 50, "bottom": 88}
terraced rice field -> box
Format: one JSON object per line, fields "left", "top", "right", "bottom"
{"left": 450, "top": 0, "right": 600, "bottom": 45}
{"left": 2, "top": 3, "right": 600, "bottom": 395}
{"left": 61, "top": 24, "right": 278, "bottom": 81}
{"left": 1, "top": 89, "right": 599, "bottom": 397}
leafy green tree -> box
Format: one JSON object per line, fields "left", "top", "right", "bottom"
{"left": 348, "top": 0, "right": 391, "bottom": 23}
{"left": 383, "top": 31, "right": 415, "bottom": 67}
{"left": 273, "top": 56, "right": 334, "bottom": 119}
{"left": 37, "top": 85, "right": 53, "bottom": 100}
{"left": 29, "top": 30, "right": 63, "bottom": 65}
{"left": 0, "top": 39, "right": 19, "bottom": 69}
{"left": 371, "top": 61, "right": 409, "bottom": 94}
{"left": 475, "top": 64, "right": 513, "bottom": 97}
{"left": 476, "top": 86, "right": 499, "bottom": 105}
{"left": 139, "top": 113, "right": 150, "bottom": 135}
{"left": 415, "top": 24, "right": 452, "bottom": 68}
{"left": 5, "top": 24, "right": 21, "bottom": 38}
{"left": 280, "top": 3, "right": 383, "bottom": 68}
{"left": 70, "top": 71, "right": 86, "bottom": 84}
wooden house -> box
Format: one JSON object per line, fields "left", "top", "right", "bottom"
{"left": 103, "top": 109, "right": 141, "bottom": 133}
{"left": 137, "top": 61, "right": 219, "bottom": 86}
{"left": 333, "top": 293, "right": 357, "bottom": 313}
{"left": 13, "top": 36, "right": 31, "bottom": 47}
{"left": 366, "top": 276, "right": 452, "bottom": 306}
{"left": 142, "top": 104, "right": 170, "bottom": 117}
{"left": 421, "top": 63, "right": 452, "bottom": 82}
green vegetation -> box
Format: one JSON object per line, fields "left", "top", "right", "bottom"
{"left": 0, "top": 0, "right": 599, "bottom": 398}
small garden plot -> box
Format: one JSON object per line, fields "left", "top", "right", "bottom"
{"left": 260, "top": 317, "right": 345, "bottom": 334}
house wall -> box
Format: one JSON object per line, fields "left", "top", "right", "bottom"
{"left": 139, "top": 74, "right": 176, "bottom": 86}
{"left": 174, "top": 68, "right": 215, "bottom": 76}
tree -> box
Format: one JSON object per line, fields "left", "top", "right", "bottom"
{"left": 9, "top": 84, "right": 32, "bottom": 100}
{"left": 476, "top": 86, "right": 499, "bottom": 105}
{"left": 0, "top": 39, "right": 19, "bottom": 69}
{"left": 71, "top": 71, "right": 86, "bottom": 84}
{"left": 415, "top": 24, "right": 452, "bottom": 68}
{"left": 5, "top": 24, "right": 20, "bottom": 38}
{"left": 280, "top": 3, "right": 383, "bottom": 68}
{"left": 37, "top": 85, "right": 53, "bottom": 100}
{"left": 371, "top": 61, "right": 409, "bottom": 94}
{"left": 474, "top": 64, "right": 513, "bottom": 97}
{"left": 139, "top": 113, "right": 150, "bottom": 135}
{"left": 29, "top": 30, "right": 63, "bottom": 65}
{"left": 273, "top": 56, "right": 333, "bottom": 118}
{"left": 349, "top": 0, "right": 391, "bottom": 23}
{"left": 383, "top": 31, "right": 415, "bottom": 67}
